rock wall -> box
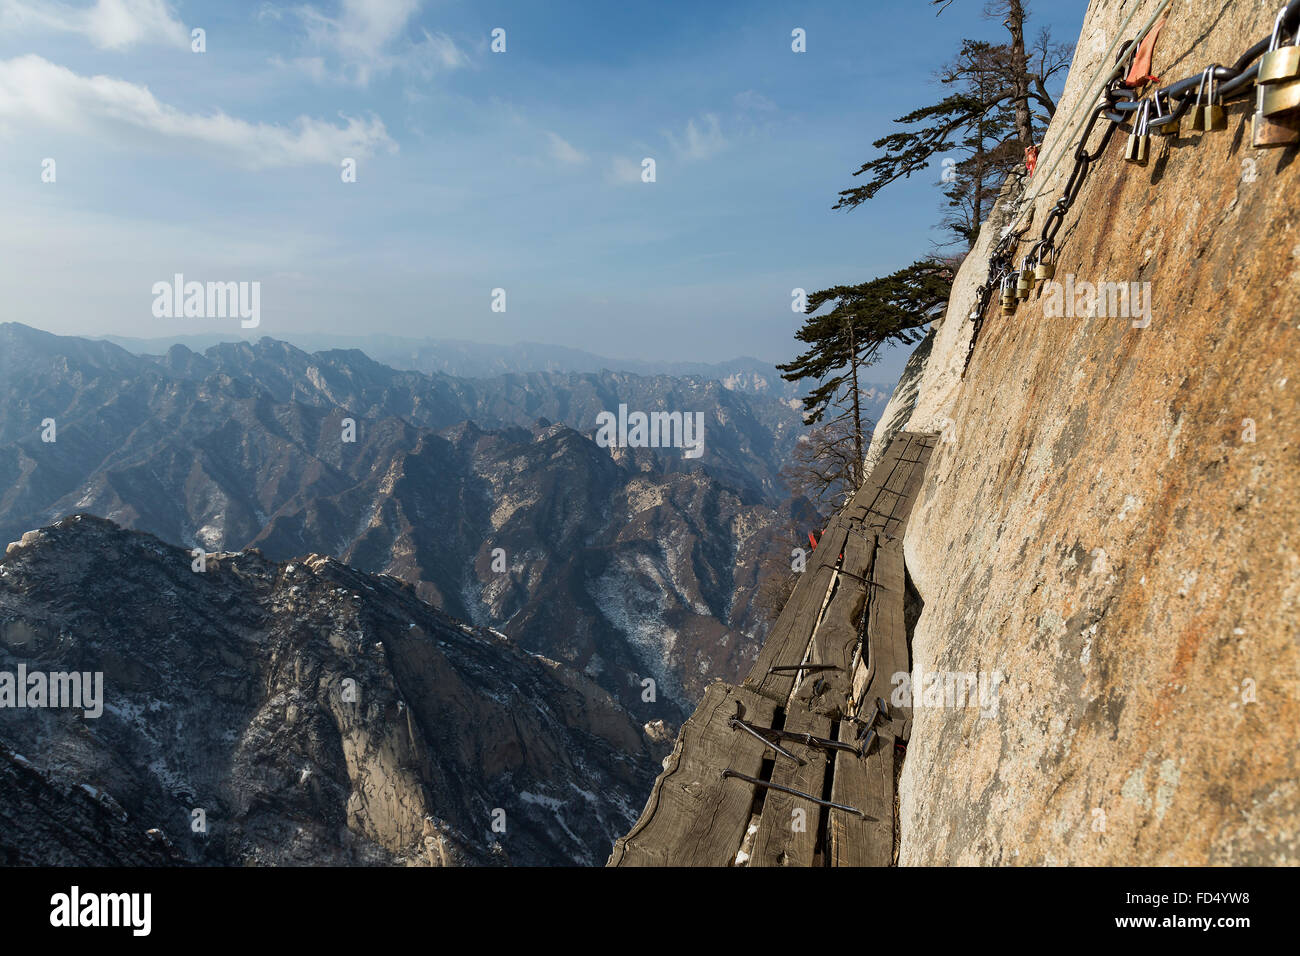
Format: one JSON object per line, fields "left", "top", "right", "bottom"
{"left": 879, "top": 0, "right": 1300, "bottom": 864}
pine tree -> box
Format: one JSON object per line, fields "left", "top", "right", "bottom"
{"left": 778, "top": 259, "right": 954, "bottom": 486}
{"left": 834, "top": 2, "right": 1071, "bottom": 248}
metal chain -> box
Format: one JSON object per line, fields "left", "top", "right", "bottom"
{"left": 961, "top": 0, "right": 1300, "bottom": 377}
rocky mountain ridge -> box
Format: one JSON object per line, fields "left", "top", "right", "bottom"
{"left": 0, "top": 515, "right": 660, "bottom": 865}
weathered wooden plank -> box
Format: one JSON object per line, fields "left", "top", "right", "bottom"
{"left": 843, "top": 434, "right": 911, "bottom": 525}
{"left": 746, "top": 708, "right": 834, "bottom": 867}
{"left": 857, "top": 440, "right": 918, "bottom": 535}
{"left": 793, "top": 529, "right": 873, "bottom": 716}
{"left": 816, "top": 527, "right": 873, "bottom": 670}
{"left": 862, "top": 434, "right": 937, "bottom": 538}
{"left": 831, "top": 537, "right": 908, "bottom": 867}
{"left": 864, "top": 539, "right": 908, "bottom": 718}
{"left": 829, "top": 716, "right": 893, "bottom": 867}
{"left": 609, "top": 682, "right": 777, "bottom": 867}
{"left": 880, "top": 446, "right": 919, "bottom": 529}
{"left": 894, "top": 441, "right": 934, "bottom": 529}
{"left": 848, "top": 536, "right": 879, "bottom": 709}
{"left": 743, "top": 564, "right": 834, "bottom": 701}
{"left": 742, "top": 521, "right": 847, "bottom": 702}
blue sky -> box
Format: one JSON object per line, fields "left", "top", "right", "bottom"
{"left": 0, "top": 0, "right": 1085, "bottom": 373}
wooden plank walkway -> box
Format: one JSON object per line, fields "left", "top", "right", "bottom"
{"left": 743, "top": 520, "right": 847, "bottom": 703}
{"left": 746, "top": 707, "right": 833, "bottom": 867}
{"left": 842, "top": 432, "right": 935, "bottom": 538}
{"left": 830, "top": 537, "right": 908, "bottom": 866}
{"left": 608, "top": 682, "right": 778, "bottom": 866}
{"left": 609, "top": 431, "right": 936, "bottom": 868}
{"left": 789, "top": 527, "right": 872, "bottom": 718}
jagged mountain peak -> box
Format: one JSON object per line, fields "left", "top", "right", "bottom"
{"left": 0, "top": 514, "right": 661, "bottom": 866}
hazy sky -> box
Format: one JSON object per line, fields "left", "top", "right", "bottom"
{"left": 0, "top": 0, "right": 1085, "bottom": 368}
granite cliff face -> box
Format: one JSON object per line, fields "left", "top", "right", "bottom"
{"left": 0, "top": 515, "right": 657, "bottom": 865}
{"left": 873, "top": 0, "right": 1299, "bottom": 864}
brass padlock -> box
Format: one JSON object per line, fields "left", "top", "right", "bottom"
{"left": 1258, "top": 7, "right": 1300, "bottom": 84}
{"left": 1252, "top": 82, "right": 1300, "bottom": 146}
{"left": 1124, "top": 100, "right": 1150, "bottom": 164}
{"left": 1000, "top": 275, "right": 1016, "bottom": 314}
{"left": 1262, "top": 75, "right": 1300, "bottom": 116}
{"left": 1016, "top": 262, "right": 1031, "bottom": 299}
{"left": 1200, "top": 70, "right": 1226, "bottom": 131}
{"left": 1034, "top": 255, "right": 1055, "bottom": 282}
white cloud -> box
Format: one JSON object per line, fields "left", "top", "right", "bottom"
{"left": 0, "top": 54, "right": 396, "bottom": 168}
{"left": 667, "top": 113, "right": 727, "bottom": 162}
{"left": 293, "top": 0, "right": 467, "bottom": 85}
{"left": 418, "top": 30, "right": 468, "bottom": 70}
{"left": 0, "top": 0, "right": 189, "bottom": 50}
{"left": 545, "top": 131, "right": 586, "bottom": 165}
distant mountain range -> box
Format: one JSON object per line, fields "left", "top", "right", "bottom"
{"left": 99, "top": 330, "right": 898, "bottom": 407}
{"left": 0, "top": 322, "right": 830, "bottom": 722}
{"left": 0, "top": 320, "right": 891, "bottom": 864}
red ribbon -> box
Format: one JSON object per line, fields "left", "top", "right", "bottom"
{"left": 1124, "top": 16, "right": 1166, "bottom": 88}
